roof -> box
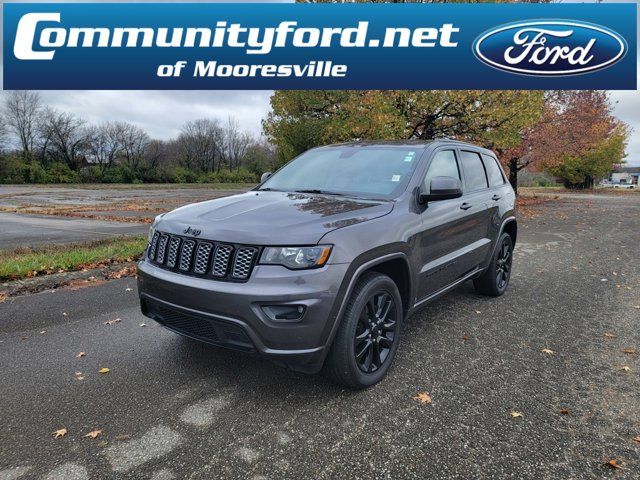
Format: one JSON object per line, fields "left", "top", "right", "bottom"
{"left": 324, "top": 139, "right": 493, "bottom": 152}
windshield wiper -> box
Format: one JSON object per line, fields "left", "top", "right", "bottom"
{"left": 293, "top": 189, "right": 343, "bottom": 196}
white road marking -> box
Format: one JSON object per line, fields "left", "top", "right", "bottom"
{"left": 276, "top": 431, "right": 291, "bottom": 445}
{"left": 0, "top": 467, "right": 31, "bottom": 480}
{"left": 103, "top": 426, "right": 183, "bottom": 472}
{"left": 43, "top": 463, "right": 88, "bottom": 480}
{"left": 150, "top": 468, "right": 177, "bottom": 480}
{"left": 179, "top": 394, "right": 233, "bottom": 427}
{"left": 237, "top": 447, "right": 261, "bottom": 464}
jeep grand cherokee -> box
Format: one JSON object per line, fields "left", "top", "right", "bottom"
{"left": 138, "top": 140, "right": 516, "bottom": 388}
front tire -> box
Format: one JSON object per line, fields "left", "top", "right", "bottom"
{"left": 473, "top": 232, "right": 513, "bottom": 296}
{"left": 325, "top": 272, "right": 403, "bottom": 389}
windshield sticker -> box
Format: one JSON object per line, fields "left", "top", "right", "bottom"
{"left": 391, "top": 175, "right": 401, "bottom": 182}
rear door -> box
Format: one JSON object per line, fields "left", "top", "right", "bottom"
{"left": 481, "top": 153, "right": 511, "bottom": 243}
{"left": 454, "top": 149, "right": 494, "bottom": 273}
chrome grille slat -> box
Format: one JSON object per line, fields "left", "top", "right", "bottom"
{"left": 148, "top": 231, "right": 160, "bottom": 259}
{"left": 194, "top": 242, "right": 213, "bottom": 274}
{"left": 232, "top": 247, "right": 257, "bottom": 279}
{"left": 179, "top": 240, "right": 196, "bottom": 271}
{"left": 156, "top": 234, "right": 169, "bottom": 264}
{"left": 166, "top": 237, "right": 181, "bottom": 268}
{"left": 212, "top": 245, "right": 233, "bottom": 277}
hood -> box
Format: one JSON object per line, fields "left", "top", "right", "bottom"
{"left": 156, "top": 191, "right": 394, "bottom": 245}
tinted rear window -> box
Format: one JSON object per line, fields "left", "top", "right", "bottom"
{"left": 460, "top": 151, "right": 488, "bottom": 191}
{"left": 482, "top": 154, "right": 505, "bottom": 187}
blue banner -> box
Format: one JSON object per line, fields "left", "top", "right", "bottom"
{"left": 3, "top": 2, "right": 637, "bottom": 90}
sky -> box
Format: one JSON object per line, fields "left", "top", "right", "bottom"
{"left": 1, "top": 0, "right": 639, "bottom": 165}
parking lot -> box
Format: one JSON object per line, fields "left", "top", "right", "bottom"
{"left": 0, "top": 192, "right": 639, "bottom": 479}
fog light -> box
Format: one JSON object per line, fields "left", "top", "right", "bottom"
{"left": 262, "top": 305, "right": 306, "bottom": 322}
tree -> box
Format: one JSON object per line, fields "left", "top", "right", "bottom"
{"left": 39, "top": 108, "right": 88, "bottom": 169}
{"left": 113, "top": 122, "right": 150, "bottom": 170}
{"left": 0, "top": 118, "right": 7, "bottom": 152}
{"left": 177, "top": 119, "right": 223, "bottom": 172}
{"left": 264, "top": 90, "right": 543, "bottom": 169}
{"left": 534, "top": 91, "right": 628, "bottom": 188}
{"left": 221, "top": 117, "right": 253, "bottom": 170}
{"left": 3, "top": 91, "right": 42, "bottom": 157}
{"left": 86, "top": 122, "right": 121, "bottom": 173}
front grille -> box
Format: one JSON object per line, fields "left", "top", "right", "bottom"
{"left": 147, "top": 231, "right": 259, "bottom": 282}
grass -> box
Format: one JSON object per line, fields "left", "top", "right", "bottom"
{"left": 0, "top": 235, "right": 147, "bottom": 281}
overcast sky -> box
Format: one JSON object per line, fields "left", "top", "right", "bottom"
{"left": 1, "top": 0, "right": 638, "bottom": 165}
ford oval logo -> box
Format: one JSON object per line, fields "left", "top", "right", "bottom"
{"left": 473, "top": 21, "right": 627, "bottom": 76}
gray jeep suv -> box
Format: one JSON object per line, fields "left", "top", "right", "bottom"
{"left": 138, "top": 140, "right": 516, "bottom": 388}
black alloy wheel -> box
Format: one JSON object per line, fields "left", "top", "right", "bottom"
{"left": 325, "top": 272, "right": 403, "bottom": 389}
{"left": 354, "top": 292, "right": 397, "bottom": 373}
{"left": 495, "top": 236, "right": 513, "bottom": 290}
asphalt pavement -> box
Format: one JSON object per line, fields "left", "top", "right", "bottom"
{"left": 0, "top": 193, "right": 639, "bottom": 479}
{"left": 0, "top": 212, "right": 149, "bottom": 250}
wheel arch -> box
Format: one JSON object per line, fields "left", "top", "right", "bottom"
{"left": 319, "top": 251, "right": 414, "bottom": 364}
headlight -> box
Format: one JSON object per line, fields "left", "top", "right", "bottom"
{"left": 260, "top": 245, "right": 332, "bottom": 270}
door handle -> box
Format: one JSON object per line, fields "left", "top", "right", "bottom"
{"left": 491, "top": 194, "right": 502, "bottom": 201}
{"left": 460, "top": 202, "right": 473, "bottom": 210}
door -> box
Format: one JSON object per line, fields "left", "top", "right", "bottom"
{"left": 416, "top": 148, "right": 493, "bottom": 301}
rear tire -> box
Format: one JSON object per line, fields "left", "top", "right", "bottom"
{"left": 325, "top": 272, "right": 403, "bottom": 389}
{"left": 473, "top": 232, "right": 513, "bottom": 297}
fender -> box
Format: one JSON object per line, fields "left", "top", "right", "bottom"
{"left": 317, "top": 250, "right": 413, "bottom": 362}
{"left": 486, "top": 215, "right": 517, "bottom": 264}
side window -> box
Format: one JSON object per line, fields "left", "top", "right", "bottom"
{"left": 460, "top": 150, "right": 488, "bottom": 191}
{"left": 482, "top": 154, "right": 505, "bottom": 187}
{"left": 423, "top": 150, "right": 460, "bottom": 192}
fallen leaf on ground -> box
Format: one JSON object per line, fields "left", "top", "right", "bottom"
{"left": 98, "top": 367, "right": 110, "bottom": 374}
{"left": 0, "top": 293, "right": 7, "bottom": 303}
{"left": 603, "top": 332, "right": 616, "bottom": 339}
{"left": 560, "top": 408, "right": 570, "bottom": 415}
{"left": 413, "top": 392, "right": 432, "bottom": 404}
{"left": 115, "top": 434, "right": 131, "bottom": 441}
{"left": 541, "top": 348, "right": 556, "bottom": 355}
{"left": 40, "top": 330, "right": 46, "bottom": 335}
{"left": 632, "top": 436, "right": 640, "bottom": 444}
{"left": 140, "top": 323, "right": 147, "bottom": 327}
{"left": 104, "top": 318, "right": 121, "bottom": 325}
{"left": 125, "top": 287, "right": 133, "bottom": 292}
{"left": 510, "top": 411, "right": 524, "bottom": 419}
{"left": 623, "top": 348, "right": 637, "bottom": 355}
{"left": 76, "top": 351, "right": 86, "bottom": 358}
{"left": 97, "top": 441, "right": 108, "bottom": 448}
{"left": 53, "top": 428, "right": 67, "bottom": 438}
{"left": 620, "top": 365, "right": 632, "bottom": 372}
{"left": 62, "top": 312, "right": 68, "bottom": 317}
{"left": 462, "top": 333, "right": 469, "bottom": 341}
{"left": 84, "top": 429, "right": 103, "bottom": 439}
{"left": 474, "top": 310, "right": 481, "bottom": 314}
{"left": 634, "top": 305, "right": 640, "bottom": 310}
{"left": 605, "top": 458, "right": 622, "bottom": 469}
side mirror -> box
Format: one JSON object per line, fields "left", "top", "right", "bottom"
{"left": 419, "top": 176, "right": 463, "bottom": 204}
{"left": 260, "top": 172, "right": 272, "bottom": 183}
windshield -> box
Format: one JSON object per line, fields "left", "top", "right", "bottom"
{"left": 259, "top": 146, "right": 422, "bottom": 199}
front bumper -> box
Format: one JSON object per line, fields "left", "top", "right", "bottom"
{"left": 137, "top": 259, "right": 349, "bottom": 372}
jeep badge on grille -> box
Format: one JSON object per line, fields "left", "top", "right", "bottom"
{"left": 183, "top": 226, "right": 202, "bottom": 237}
